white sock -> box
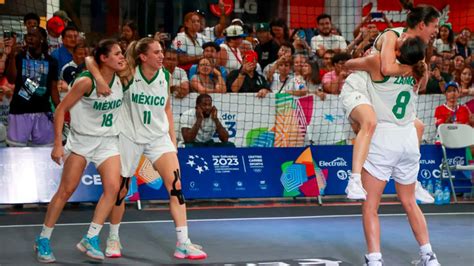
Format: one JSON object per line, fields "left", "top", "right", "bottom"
{"left": 40, "top": 225, "right": 54, "bottom": 239}
{"left": 86, "top": 222, "right": 103, "bottom": 238}
{"left": 366, "top": 252, "right": 382, "bottom": 261}
{"left": 351, "top": 173, "right": 361, "bottom": 181}
{"left": 176, "top": 226, "right": 188, "bottom": 244}
{"left": 420, "top": 243, "right": 433, "bottom": 255}
{"left": 109, "top": 223, "right": 120, "bottom": 238}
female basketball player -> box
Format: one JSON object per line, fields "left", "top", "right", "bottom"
{"left": 86, "top": 37, "right": 207, "bottom": 260}
{"left": 344, "top": 3, "right": 440, "bottom": 202}
{"left": 34, "top": 39, "right": 125, "bottom": 262}
{"left": 344, "top": 37, "right": 440, "bottom": 266}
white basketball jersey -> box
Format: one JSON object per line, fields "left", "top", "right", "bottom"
{"left": 70, "top": 71, "right": 123, "bottom": 136}
{"left": 120, "top": 66, "right": 170, "bottom": 143}
{"left": 365, "top": 71, "right": 417, "bottom": 126}
{"left": 373, "top": 27, "right": 405, "bottom": 53}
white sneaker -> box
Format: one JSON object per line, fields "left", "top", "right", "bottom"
{"left": 412, "top": 252, "right": 440, "bottom": 266}
{"left": 105, "top": 235, "right": 122, "bottom": 258}
{"left": 364, "top": 255, "right": 384, "bottom": 266}
{"left": 415, "top": 181, "right": 434, "bottom": 204}
{"left": 346, "top": 177, "right": 367, "bottom": 200}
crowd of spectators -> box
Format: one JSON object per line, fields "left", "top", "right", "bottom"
{"left": 0, "top": 6, "right": 473, "bottom": 148}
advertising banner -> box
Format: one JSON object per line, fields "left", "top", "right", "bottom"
{"left": 0, "top": 145, "right": 467, "bottom": 204}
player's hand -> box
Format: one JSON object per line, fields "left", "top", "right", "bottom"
{"left": 211, "top": 106, "right": 218, "bottom": 120}
{"left": 51, "top": 145, "right": 64, "bottom": 165}
{"left": 96, "top": 80, "right": 112, "bottom": 97}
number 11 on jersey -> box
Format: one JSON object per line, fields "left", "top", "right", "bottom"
{"left": 143, "top": 110, "right": 151, "bottom": 125}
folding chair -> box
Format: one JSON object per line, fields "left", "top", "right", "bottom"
{"left": 437, "top": 124, "right": 474, "bottom": 203}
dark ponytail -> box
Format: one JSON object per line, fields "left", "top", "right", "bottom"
{"left": 94, "top": 39, "right": 119, "bottom": 66}
{"left": 400, "top": 1, "right": 440, "bottom": 29}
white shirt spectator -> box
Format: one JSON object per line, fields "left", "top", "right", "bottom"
{"left": 220, "top": 43, "right": 242, "bottom": 73}
{"left": 202, "top": 26, "right": 216, "bottom": 42}
{"left": 270, "top": 73, "right": 295, "bottom": 93}
{"left": 170, "top": 66, "right": 189, "bottom": 87}
{"left": 433, "top": 39, "right": 453, "bottom": 54}
{"left": 172, "top": 32, "right": 210, "bottom": 56}
{"left": 47, "top": 34, "right": 62, "bottom": 54}
{"left": 310, "top": 35, "right": 347, "bottom": 54}
{"left": 179, "top": 108, "right": 222, "bottom": 143}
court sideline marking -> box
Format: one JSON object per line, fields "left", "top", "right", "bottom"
{"left": 0, "top": 212, "right": 472, "bottom": 229}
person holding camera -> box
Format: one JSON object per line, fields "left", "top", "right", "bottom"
{"left": 179, "top": 93, "right": 234, "bottom": 147}
{"left": 423, "top": 63, "right": 450, "bottom": 94}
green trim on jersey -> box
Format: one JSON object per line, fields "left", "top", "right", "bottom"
{"left": 162, "top": 67, "right": 170, "bottom": 95}
{"left": 139, "top": 65, "right": 159, "bottom": 85}
{"left": 77, "top": 71, "right": 96, "bottom": 97}
{"left": 372, "top": 75, "right": 390, "bottom": 83}
{"left": 123, "top": 77, "right": 134, "bottom": 92}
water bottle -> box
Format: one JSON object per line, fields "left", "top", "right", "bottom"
{"left": 427, "top": 180, "right": 434, "bottom": 196}
{"left": 442, "top": 187, "right": 451, "bottom": 204}
{"left": 421, "top": 180, "right": 427, "bottom": 189}
{"left": 434, "top": 180, "right": 443, "bottom": 205}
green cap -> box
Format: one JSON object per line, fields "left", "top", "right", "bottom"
{"left": 256, "top": 22, "right": 270, "bottom": 32}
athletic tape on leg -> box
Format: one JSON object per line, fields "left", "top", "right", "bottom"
{"left": 170, "top": 169, "right": 185, "bottom": 205}
{"left": 115, "top": 177, "right": 130, "bottom": 206}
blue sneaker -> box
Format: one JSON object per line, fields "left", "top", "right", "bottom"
{"left": 76, "top": 235, "right": 104, "bottom": 260}
{"left": 34, "top": 237, "right": 56, "bottom": 263}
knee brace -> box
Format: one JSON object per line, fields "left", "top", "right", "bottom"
{"left": 115, "top": 177, "right": 130, "bottom": 206}
{"left": 170, "top": 169, "right": 185, "bottom": 205}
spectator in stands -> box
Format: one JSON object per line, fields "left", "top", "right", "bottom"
{"left": 239, "top": 40, "right": 263, "bottom": 75}
{"left": 120, "top": 20, "right": 139, "bottom": 50}
{"left": 51, "top": 26, "right": 79, "bottom": 74}
{"left": 190, "top": 58, "right": 226, "bottom": 94}
{"left": 311, "top": 14, "right": 347, "bottom": 58}
{"left": 23, "top": 13, "right": 40, "bottom": 32}
{"left": 347, "top": 25, "right": 378, "bottom": 58}
{"left": 270, "top": 18, "right": 290, "bottom": 46}
{"left": 189, "top": 42, "right": 227, "bottom": 81}
{"left": 441, "top": 57, "right": 452, "bottom": 76}
{"left": 319, "top": 49, "right": 335, "bottom": 77}
{"left": 163, "top": 48, "right": 189, "bottom": 99}
{"left": 434, "top": 81, "right": 470, "bottom": 127}
{"left": 424, "top": 62, "right": 449, "bottom": 94}
{"left": 255, "top": 23, "right": 280, "bottom": 70}
{"left": 456, "top": 66, "right": 473, "bottom": 97}
{"left": 226, "top": 50, "right": 270, "bottom": 98}
{"left": 196, "top": 0, "right": 226, "bottom": 41}
{"left": 0, "top": 43, "right": 14, "bottom": 146}
{"left": 53, "top": 10, "right": 72, "bottom": 26}
{"left": 218, "top": 25, "right": 245, "bottom": 73}
{"left": 264, "top": 42, "right": 294, "bottom": 78}
{"left": 290, "top": 28, "right": 312, "bottom": 57}
{"left": 172, "top": 12, "right": 208, "bottom": 70}
{"left": 293, "top": 53, "right": 309, "bottom": 77}
{"left": 268, "top": 57, "right": 294, "bottom": 93}
{"left": 452, "top": 54, "right": 465, "bottom": 81}
{"left": 433, "top": 23, "right": 455, "bottom": 59}
{"left": 58, "top": 43, "right": 86, "bottom": 100}
{"left": 5, "top": 27, "right": 59, "bottom": 147}
{"left": 46, "top": 16, "right": 65, "bottom": 53}
{"left": 352, "top": 13, "right": 392, "bottom": 39}
{"left": 302, "top": 61, "right": 325, "bottom": 100}
{"left": 180, "top": 93, "right": 234, "bottom": 147}
{"left": 454, "top": 28, "right": 472, "bottom": 59}
{"left": 322, "top": 52, "right": 351, "bottom": 94}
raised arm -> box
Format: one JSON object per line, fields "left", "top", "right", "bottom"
{"left": 85, "top": 56, "right": 112, "bottom": 96}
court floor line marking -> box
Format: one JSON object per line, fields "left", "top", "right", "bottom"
{"left": 0, "top": 212, "right": 472, "bottom": 229}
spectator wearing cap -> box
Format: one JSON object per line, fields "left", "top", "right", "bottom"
{"left": 23, "top": 13, "right": 40, "bottom": 32}
{"left": 270, "top": 18, "right": 290, "bottom": 46}
{"left": 46, "top": 16, "right": 65, "bottom": 53}
{"left": 311, "top": 14, "right": 347, "bottom": 58}
{"left": 163, "top": 48, "right": 190, "bottom": 99}
{"left": 58, "top": 43, "right": 86, "bottom": 101}
{"left": 51, "top": 26, "right": 79, "bottom": 75}
{"left": 53, "top": 10, "right": 72, "bottom": 26}
{"left": 196, "top": 0, "right": 227, "bottom": 42}
{"left": 434, "top": 81, "right": 470, "bottom": 127}
{"left": 189, "top": 42, "right": 227, "bottom": 81}
{"left": 171, "top": 12, "right": 210, "bottom": 71}
{"left": 5, "top": 27, "right": 59, "bottom": 147}
{"left": 218, "top": 25, "right": 245, "bottom": 73}
{"left": 226, "top": 50, "right": 270, "bottom": 98}
{"left": 255, "top": 22, "right": 280, "bottom": 70}
{"left": 321, "top": 52, "right": 351, "bottom": 94}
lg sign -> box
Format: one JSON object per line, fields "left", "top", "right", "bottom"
{"left": 210, "top": 0, "right": 257, "bottom": 16}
